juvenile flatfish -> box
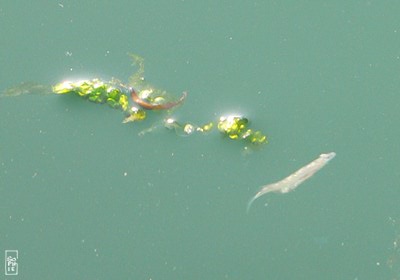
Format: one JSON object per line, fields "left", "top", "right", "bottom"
{"left": 247, "top": 152, "right": 336, "bottom": 212}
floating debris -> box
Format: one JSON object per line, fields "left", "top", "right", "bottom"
{"left": 53, "top": 79, "right": 129, "bottom": 111}
{"left": 2, "top": 53, "right": 268, "bottom": 147}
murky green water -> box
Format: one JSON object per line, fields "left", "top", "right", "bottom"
{"left": 1, "top": 1, "right": 400, "bottom": 279}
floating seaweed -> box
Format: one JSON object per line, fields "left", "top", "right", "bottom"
{"left": 2, "top": 53, "right": 268, "bottom": 147}
{"left": 0, "top": 54, "right": 340, "bottom": 213}
{"left": 2, "top": 81, "right": 53, "bottom": 97}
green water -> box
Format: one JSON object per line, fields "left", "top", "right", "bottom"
{"left": 1, "top": 1, "right": 400, "bottom": 279}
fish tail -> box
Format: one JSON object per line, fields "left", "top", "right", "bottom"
{"left": 246, "top": 196, "right": 258, "bottom": 213}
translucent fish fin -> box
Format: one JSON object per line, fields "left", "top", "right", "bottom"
{"left": 246, "top": 195, "right": 259, "bottom": 213}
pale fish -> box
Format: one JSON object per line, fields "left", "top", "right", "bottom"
{"left": 247, "top": 152, "right": 336, "bottom": 212}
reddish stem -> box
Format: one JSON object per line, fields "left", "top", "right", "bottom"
{"left": 130, "top": 88, "right": 187, "bottom": 110}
